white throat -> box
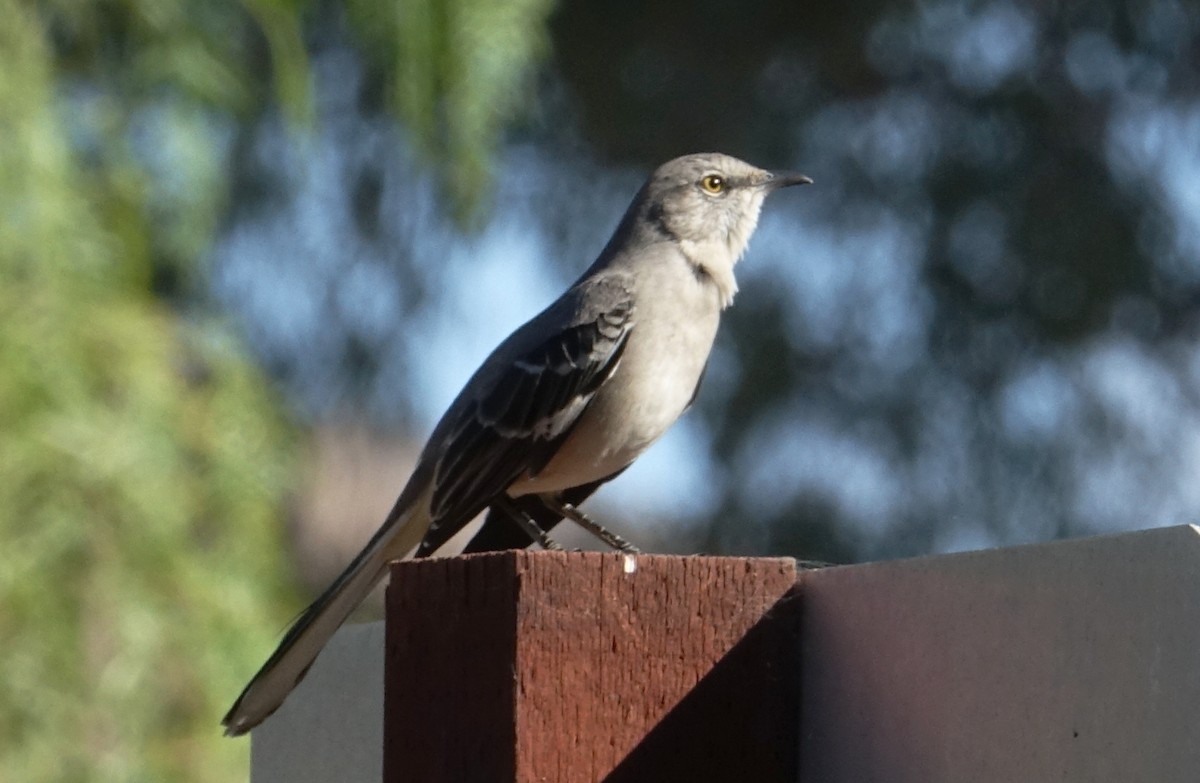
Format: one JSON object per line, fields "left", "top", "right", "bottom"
{"left": 679, "top": 237, "right": 740, "bottom": 308}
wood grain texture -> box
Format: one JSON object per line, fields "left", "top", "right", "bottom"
{"left": 384, "top": 551, "right": 799, "bottom": 782}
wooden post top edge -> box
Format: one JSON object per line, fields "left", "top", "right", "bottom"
{"left": 387, "top": 550, "right": 799, "bottom": 572}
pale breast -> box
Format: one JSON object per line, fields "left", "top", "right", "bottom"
{"left": 509, "top": 256, "right": 723, "bottom": 497}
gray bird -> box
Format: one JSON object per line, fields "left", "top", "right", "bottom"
{"left": 222, "top": 152, "right": 811, "bottom": 736}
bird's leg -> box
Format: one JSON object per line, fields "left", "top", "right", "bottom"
{"left": 492, "top": 495, "right": 564, "bottom": 551}
{"left": 540, "top": 495, "right": 641, "bottom": 554}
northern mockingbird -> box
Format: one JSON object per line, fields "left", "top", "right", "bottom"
{"left": 222, "top": 152, "right": 811, "bottom": 736}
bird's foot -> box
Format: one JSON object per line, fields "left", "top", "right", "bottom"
{"left": 548, "top": 499, "right": 641, "bottom": 554}
{"left": 493, "top": 495, "right": 564, "bottom": 551}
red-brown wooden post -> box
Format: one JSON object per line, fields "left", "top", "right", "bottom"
{"left": 384, "top": 551, "right": 799, "bottom": 782}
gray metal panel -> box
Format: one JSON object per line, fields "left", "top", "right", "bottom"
{"left": 800, "top": 525, "right": 1200, "bottom": 782}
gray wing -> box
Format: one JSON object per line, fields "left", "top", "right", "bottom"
{"left": 416, "top": 294, "right": 633, "bottom": 555}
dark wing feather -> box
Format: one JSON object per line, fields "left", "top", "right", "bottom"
{"left": 417, "top": 300, "right": 633, "bottom": 555}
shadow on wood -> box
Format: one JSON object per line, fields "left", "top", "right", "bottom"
{"left": 602, "top": 588, "right": 801, "bottom": 782}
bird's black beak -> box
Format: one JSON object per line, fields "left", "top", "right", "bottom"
{"left": 766, "top": 171, "right": 814, "bottom": 190}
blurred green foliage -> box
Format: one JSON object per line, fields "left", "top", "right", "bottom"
{"left": 0, "top": 2, "right": 297, "bottom": 781}
{"left": 0, "top": 0, "right": 551, "bottom": 779}
{"left": 347, "top": 0, "right": 555, "bottom": 222}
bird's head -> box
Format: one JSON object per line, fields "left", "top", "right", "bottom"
{"left": 637, "top": 152, "right": 811, "bottom": 306}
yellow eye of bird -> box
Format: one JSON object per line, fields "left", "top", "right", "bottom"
{"left": 700, "top": 174, "right": 726, "bottom": 194}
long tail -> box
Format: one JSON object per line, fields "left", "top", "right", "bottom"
{"left": 222, "top": 491, "right": 431, "bottom": 736}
